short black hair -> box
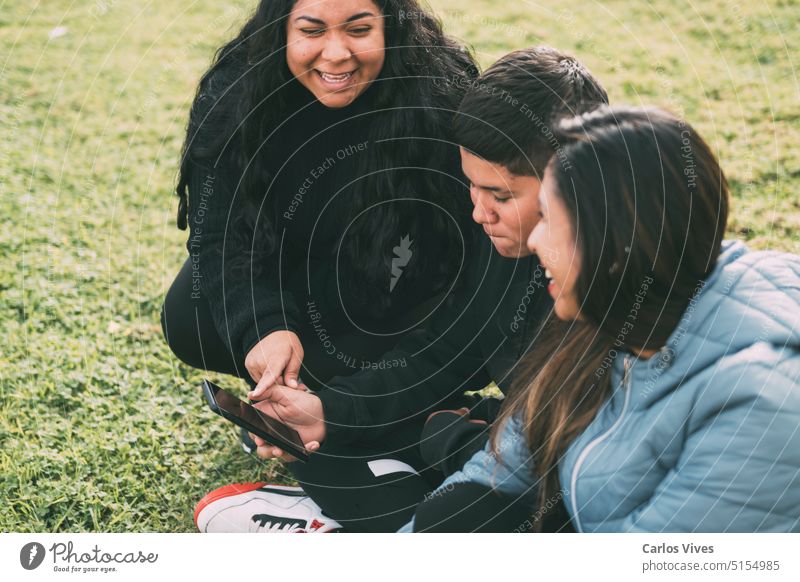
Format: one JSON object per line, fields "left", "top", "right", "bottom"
{"left": 453, "top": 46, "right": 608, "bottom": 177}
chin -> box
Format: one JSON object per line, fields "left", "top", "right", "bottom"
{"left": 553, "top": 301, "right": 580, "bottom": 321}
{"left": 492, "top": 240, "right": 528, "bottom": 258}
{"left": 317, "top": 92, "right": 356, "bottom": 108}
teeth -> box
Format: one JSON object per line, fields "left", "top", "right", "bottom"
{"left": 320, "top": 71, "right": 352, "bottom": 82}
{"left": 545, "top": 268, "right": 553, "bottom": 279}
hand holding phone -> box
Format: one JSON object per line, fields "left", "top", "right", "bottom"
{"left": 248, "top": 388, "right": 327, "bottom": 462}
{"left": 202, "top": 380, "right": 316, "bottom": 462}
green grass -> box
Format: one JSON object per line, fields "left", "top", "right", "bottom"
{"left": 1, "top": 0, "right": 798, "bottom": 532}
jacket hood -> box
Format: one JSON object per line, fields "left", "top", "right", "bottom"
{"left": 617, "top": 240, "right": 800, "bottom": 402}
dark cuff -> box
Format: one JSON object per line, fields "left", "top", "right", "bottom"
{"left": 316, "top": 388, "right": 363, "bottom": 446}
{"left": 240, "top": 312, "right": 301, "bottom": 360}
{"left": 420, "top": 412, "right": 490, "bottom": 475}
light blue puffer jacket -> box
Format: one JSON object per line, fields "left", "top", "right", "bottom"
{"left": 402, "top": 241, "right": 800, "bottom": 532}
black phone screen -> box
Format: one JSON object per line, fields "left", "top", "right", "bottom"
{"left": 203, "top": 380, "right": 309, "bottom": 461}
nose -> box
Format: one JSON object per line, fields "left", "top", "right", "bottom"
{"left": 471, "top": 193, "right": 497, "bottom": 225}
{"left": 527, "top": 222, "right": 542, "bottom": 255}
{"left": 321, "top": 31, "right": 352, "bottom": 63}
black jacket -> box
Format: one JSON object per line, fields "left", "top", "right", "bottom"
{"left": 318, "top": 231, "right": 553, "bottom": 447}
{"left": 183, "top": 77, "right": 472, "bottom": 361}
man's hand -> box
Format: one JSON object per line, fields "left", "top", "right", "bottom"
{"left": 246, "top": 330, "right": 304, "bottom": 400}
{"left": 251, "top": 386, "right": 326, "bottom": 462}
{"left": 427, "top": 407, "right": 487, "bottom": 425}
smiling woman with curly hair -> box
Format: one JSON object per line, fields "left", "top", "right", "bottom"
{"left": 160, "top": 0, "right": 481, "bottom": 532}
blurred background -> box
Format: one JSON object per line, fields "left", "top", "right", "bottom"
{"left": 1, "top": 0, "right": 798, "bottom": 532}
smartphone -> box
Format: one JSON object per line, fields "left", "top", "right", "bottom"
{"left": 202, "top": 379, "right": 310, "bottom": 462}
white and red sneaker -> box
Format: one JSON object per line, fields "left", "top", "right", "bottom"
{"left": 194, "top": 482, "right": 342, "bottom": 533}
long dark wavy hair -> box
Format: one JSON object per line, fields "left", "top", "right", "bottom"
{"left": 493, "top": 106, "right": 730, "bottom": 531}
{"left": 174, "top": 0, "right": 478, "bottom": 308}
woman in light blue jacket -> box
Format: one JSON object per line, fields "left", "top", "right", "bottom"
{"left": 404, "top": 106, "right": 800, "bottom": 532}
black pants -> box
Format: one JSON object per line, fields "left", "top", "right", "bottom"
{"left": 160, "top": 257, "right": 418, "bottom": 390}
{"left": 161, "top": 257, "right": 451, "bottom": 531}
{"left": 289, "top": 419, "right": 442, "bottom": 532}
{"left": 413, "top": 483, "right": 536, "bottom": 532}
{"left": 412, "top": 482, "right": 575, "bottom": 532}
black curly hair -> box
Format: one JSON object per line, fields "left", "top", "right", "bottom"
{"left": 174, "top": 0, "right": 479, "bottom": 308}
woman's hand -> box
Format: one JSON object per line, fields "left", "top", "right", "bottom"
{"left": 251, "top": 386, "right": 326, "bottom": 462}
{"left": 246, "top": 330, "right": 304, "bottom": 400}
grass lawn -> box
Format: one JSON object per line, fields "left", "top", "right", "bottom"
{"left": 1, "top": 0, "right": 798, "bottom": 532}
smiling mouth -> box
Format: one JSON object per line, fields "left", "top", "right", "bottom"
{"left": 317, "top": 70, "right": 355, "bottom": 84}
{"left": 543, "top": 267, "right": 557, "bottom": 295}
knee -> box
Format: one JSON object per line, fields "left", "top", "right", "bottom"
{"left": 159, "top": 298, "right": 185, "bottom": 362}
{"left": 160, "top": 294, "right": 200, "bottom": 369}
{"left": 160, "top": 282, "right": 243, "bottom": 376}
{"left": 161, "top": 257, "right": 204, "bottom": 363}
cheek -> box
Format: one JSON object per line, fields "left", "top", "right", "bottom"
{"left": 286, "top": 37, "right": 316, "bottom": 71}
{"left": 361, "top": 37, "right": 384, "bottom": 61}
{"left": 359, "top": 40, "right": 385, "bottom": 75}
{"left": 519, "top": 211, "right": 540, "bottom": 240}
{"left": 366, "top": 28, "right": 386, "bottom": 60}
{"left": 493, "top": 206, "right": 516, "bottom": 232}
{"left": 565, "top": 248, "right": 582, "bottom": 291}
{"left": 561, "top": 231, "right": 580, "bottom": 270}
{"left": 535, "top": 227, "right": 559, "bottom": 265}
{"left": 285, "top": 47, "right": 302, "bottom": 74}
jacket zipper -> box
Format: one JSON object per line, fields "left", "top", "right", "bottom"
{"left": 569, "top": 354, "right": 632, "bottom": 532}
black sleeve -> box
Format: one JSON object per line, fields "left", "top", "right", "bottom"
{"left": 419, "top": 410, "right": 490, "bottom": 475}
{"left": 184, "top": 155, "right": 300, "bottom": 360}
{"left": 316, "top": 237, "right": 497, "bottom": 445}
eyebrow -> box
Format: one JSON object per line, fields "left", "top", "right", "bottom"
{"left": 478, "top": 184, "right": 513, "bottom": 195}
{"left": 295, "top": 12, "right": 376, "bottom": 25}
{"left": 463, "top": 173, "right": 512, "bottom": 194}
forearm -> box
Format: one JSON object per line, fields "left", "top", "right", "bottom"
{"left": 419, "top": 410, "right": 491, "bottom": 475}
{"left": 317, "top": 329, "right": 490, "bottom": 445}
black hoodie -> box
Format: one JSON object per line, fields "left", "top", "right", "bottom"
{"left": 183, "top": 74, "right": 472, "bottom": 361}
{"left": 317, "top": 230, "right": 553, "bottom": 448}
